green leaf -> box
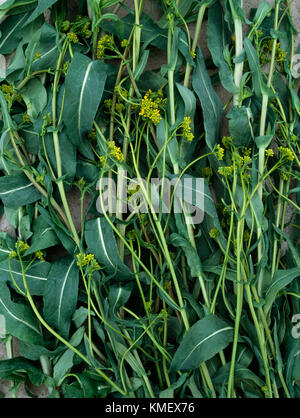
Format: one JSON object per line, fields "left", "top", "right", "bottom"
{"left": 43, "top": 129, "right": 77, "bottom": 183}
{"left": 85, "top": 217, "right": 133, "bottom": 279}
{"left": 0, "top": 13, "right": 29, "bottom": 54}
{"left": 227, "top": 106, "right": 253, "bottom": 147}
{"left": 207, "top": 4, "right": 238, "bottom": 94}
{"left": 192, "top": 47, "right": 223, "bottom": 151}
{"left": 0, "top": 258, "right": 51, "bottom": 295}
{"left": 175, "top": 82, "right": 196, "bottom": 119}
{"left": 171, "top": 314, "right": 233, "bottom": 371}
{"left": 169, "top": 233, "right": 202, "bottom": 277}
{"left": 63, "top": 53, "right": 107, "bottom": 150}
{"left": 0, "top": 173, "right": 42, "bottom": 208}
{"left": 156, "top": 117, "right": 179, "bottom": 166}
{"left": 264, "top": 268, "right": 300, "bottom": 314}
{"left": 0, "top": 282, "right": 43, "bottom": 344}
{"left": 53, "top": 349, "right": 75, "bottom": 384}
{"left": 24, "top": 0, "right": 58, "bottom": 26}
{"left": 244, "top": 37, "right": 273, "bottom": 97}
{"left": 25, "top": 215, "right": 59, "bottom": 255}
{"left": 252, "top": 1, "right": 273, "bottom": 29}
{"left": 20, "top": 78, "right": 47, "bottom": 120}
{"left": 0, "top": 357, "right": 44, "bottom": 386}
{"left": 43, "top": 257, "right": 79, "bottom": 338}
{"left": 31, "top": 23, "right": 61, "bottom": 72}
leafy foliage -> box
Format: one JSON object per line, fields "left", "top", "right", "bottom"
{"left": 0, "top": 0, "right": 299, "bottom": 399}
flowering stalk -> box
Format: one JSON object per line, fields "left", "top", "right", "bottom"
{"left": 229, "top": 0, "right": 244, "bottom": 106}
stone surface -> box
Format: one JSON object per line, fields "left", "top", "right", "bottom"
{"left": 0, "top": 0, "right": 299, "bottom": 398}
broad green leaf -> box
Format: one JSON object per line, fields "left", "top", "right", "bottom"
{"left": 207, "top": 4, "right": 238, "bottom": 94}
{"left": 192, "top": 47, "right": 223, "bottom": 151}
{"left": 20, "top": 78, "right": 47, "bottom": 120}
{"left": 175, "top": 82, "right": 196, "bottom": 119}
{"left": 0, "top": 13, "right": 29, "bottom": 54}
{"left": 244, "top": 37, "right": 273, "bottom": 97}
{"left": 43, "top": 129, "right": 77, "bottom": 183}
{"left": 18, "top": 340, "right": 65, "bottom": 361}
{"left": 252, "top": 1, "right": 273, "bottom": 29}
{"left": 171, "top": 314, "right": 233, "bottom": 371}
{"left": 53, "top": 349, "right": 75, "bottom": 384}
{"left": 63, "top": 53, "right": 107, "bottom": 150}
{"left": 169, "top": 233, "right": 202, "bottom": 277}
{"left": 109, "top": 282, "right": 133, "bottom": 316}
{"left": 0, "top": 173, "right": 42, "bottom": 208}
{"left": 31, "top": 23, "right": 61, "bottom": 72}
{"left": 43, "top": 257, "right": 79, "bottom": 338}
{"left": 0, "top": 282, "right": 43, "bottom": 344}
{"left": 0, "top": 258, "right": 51, "bottom": 295}
{"left": 23, "top": 0, "right": 58, "bottom": 26}
{"left": 25, "top": 215, "right": 59, "bottom": 255}
{"left": 0, "top": 357, "right": 44, "bottom": 386}
{"left": 264, "top": 268, "right": 300, "bottom": 314}
{"left": 0, "top": 232, "right": 15, "bottom": 262}
{"left": 227, "top": 106, "right": 253, "bottom": 147}
{"left": 85, "top": 217, "right": 133, "bottom": 279}
{"left": 0, "top": 91, "right": 15, "bottom": 130}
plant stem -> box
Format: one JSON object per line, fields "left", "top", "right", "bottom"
{"left": 257, "top": 0, "right": 280, "bottom": 296}
{"left": 183, "top": 4, "right": 206, "bottom": 87}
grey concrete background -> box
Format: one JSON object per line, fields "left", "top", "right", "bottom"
{"left": 0, "top": 0, "right": 299, "bottom": 398}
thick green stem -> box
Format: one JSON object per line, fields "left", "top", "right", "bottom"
{"left": 257, "top": 1, "right": 280, "bottom": 296}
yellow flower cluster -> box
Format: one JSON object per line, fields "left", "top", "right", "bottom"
{"left": 209, "top": 228, "right": 220, "bottom": 239}
{"left": 97, "top": 34, "right": 113, "bottom": 59}
{"left": 121, "top": 39, "right": 129, "bottom": 48}
{"left": 77, "top": 253, "right": 100, "bottom": 271}
{"left": 0, "top": 84, "right": 14, "bottom": 102}
{"left": 182, "top": 116, "right": 194, "bottom": 141}
{"left": 222, "top": 136, "right": 233, "bottom": 149}
{"left": 265, "top": 148, "right": 274, "bottom": 157}
{"left": 35, "top": 251, "right": 44, "bottom": 260}
{"left": 139, "top": 90, "right": 162, "bottom": 125}
{"left": 216, "top": 144, "right": 225, "bottom": 161}
{"left": 16, "top": 240, "right": 30, "bottom": 254}
{"left": 278, "top": 146, "right": 294, "bottom": 161}
{"left": 80, "top": 22, "right": 92, "bottom": 39}
{"left": 22, "top": 113, "right": 31, "bottom": 123}
{"left": 275, "top": 42, "right": 287, "bottom": 62}
{"left": 107, "top": 140, "right": 124, "bottom": 163}
{"left": 67, "top": 32, "right": 79, "bottom": 43}
{"left": 218, "top": 165, "right": 234, "bottom": 176}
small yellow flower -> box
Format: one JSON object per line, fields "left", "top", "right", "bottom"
{"left": 87, "top": 128, "right": 97, "bottom": 141}
{"left": 182, "top": 116, "right": 194, "bottom": 141}
{"left": 121, "top": 39, "right": 129, "bottom": 48}
{"left": 9, "top": 250, "right": 17, "bottom": 259}
{"left": 209, "top": 228, "right": 220, "bottom": 239}
{"left": 190, "top": 49, "right": 196, "bottom": 59}
{"left": 22, "top": 113, "right": 31, "bottom": 123}
{"left": 115, "top": 103, "right": 125, "bottom": 113}
{"left": 222, "top": 136, "right": 232, "bottom": 149}
{"left": 33, "top": 51, "right": 42, "bottom": 61}
{"left": 278, "top": 146, "right": 294, "bottom": 161}
{"left": 35, "top": 251, "right": 44, "bottom": 260}
{"left": 61, "top": 20, "right": 71, "bottom": 32}
{"left": 96, "top": 34, "right": 113, "bottom": 59}
{"left": 1, "top": 84, "right": 13, "bottom": 94}
{"left": 265, "top": 148, "right": 274, "bottom": 157}
{"left": 67, "top": 32, "right": 79, "bottom": 43}
{"left": 218, "top": 165, "right": 233, "bottom": 176}
{"left": 216, "top": 144, "right": 225, "bottom": 161}
{"left": 16, "top": 241, "right": 30, "bottom": 254}
{"left": 139, "top": 90, "right": 162, "bottom": 125}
